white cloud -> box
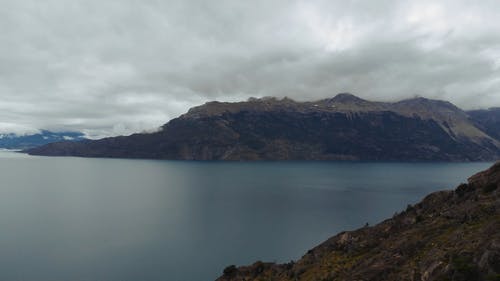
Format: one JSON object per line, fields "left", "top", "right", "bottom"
{"left": 0, "top": 0, "right": 499, "bottom": 136}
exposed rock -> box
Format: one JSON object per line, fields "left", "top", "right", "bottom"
{"left": 468, "top": 108, "right": 500, "bottom": 142}
{"left": 216, "top": 162, "right": 500, "bottom": 281}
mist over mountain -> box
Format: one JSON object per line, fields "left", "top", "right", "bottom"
{"left": 26, "top": 94, "right": 500, "bottom": 161}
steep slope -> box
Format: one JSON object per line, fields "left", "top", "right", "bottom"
{"left": 393, "top": 98, "right": 497, "bottom": 144}
{"left": 0, "top": 130, "right": 86, "bottom": 149}
{"left": 26, "top": 94, "right": 500, "bottom": 161}
{"left": 468, "top": 108, "right": 500, "bottom": 141}
{"left": 216, "top": 162, "right": 500, "bottom": 281}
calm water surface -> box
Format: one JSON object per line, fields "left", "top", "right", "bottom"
{"left": 0, "top": 151, "right": 493, "bottom": 281}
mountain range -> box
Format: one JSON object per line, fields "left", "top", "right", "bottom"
{"left": 0, "top": 130, "right": 86, "bottom": 149}
{"left": 26, "top": 94, "right": 500, "bottom": 161}
{"left": 216, "top": 161, "right": 500, "bottom": 281}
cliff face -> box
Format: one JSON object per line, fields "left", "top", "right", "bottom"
{"left": 216, "top": 162, "right": 500, "bottom": 281}
{"left": 26, "top": 94, "right": 500, "bottom": 161}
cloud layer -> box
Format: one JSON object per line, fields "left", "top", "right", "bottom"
{"left": 1, "top": 0, "right": 499, "bottom": 137}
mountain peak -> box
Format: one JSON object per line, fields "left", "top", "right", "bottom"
{"left": 329, "top": 93, "right": 366, "bottom": 103}
{"left": 391, "top": 97, "right": 494, "bottom": 142}
{"left": 396, "top": 96, "right": 458, "bottom": 110}
{"left": 392, "top": 96, "right": 464, "bottom": 118}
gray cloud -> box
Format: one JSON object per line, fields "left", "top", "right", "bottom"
{"left": 0, "top": 0, "right": 499, "bottom": 137}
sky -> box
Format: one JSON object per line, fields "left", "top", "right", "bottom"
{"left": 1, "top": 0, "right": 500, "bottom": 137}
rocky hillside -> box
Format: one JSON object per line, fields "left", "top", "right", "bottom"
{"left": 468, "top": 108, "right": 500, "bottom": 141}
{"left": 26, "top": 94, "right": 500, "bottom": 161}
{"left": 216, "top": 162, "right": 500, "bottom": 281}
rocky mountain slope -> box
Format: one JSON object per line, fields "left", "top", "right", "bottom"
{"left": 0, "top": 130, "right": 85, "bottom": 149}
{"left": 26, "top": 94, "right": 500, "bottom": 161}
{"left": 216, "top": 162, "right": 500, "bottom": 281}
{"left": 468, "top": 108, "right": 500, "bottom": 141}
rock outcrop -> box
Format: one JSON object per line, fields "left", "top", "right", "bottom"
{"left": 216, "top": 162, "right": 500, "bottom": 281}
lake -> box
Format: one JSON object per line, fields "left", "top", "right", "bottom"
{"left": 0, "top": 151, "right": 493, "bottom": 281}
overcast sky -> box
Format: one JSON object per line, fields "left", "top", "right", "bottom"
{"left": 1, "top": 0, "right": 500, "bottom": 137}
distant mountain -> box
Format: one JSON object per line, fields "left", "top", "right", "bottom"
{"left": 0, "top": 130, "right": 86, "bottom": 149}
{"left": 216, "top": 162, "right": 500, "bottom": 281}
{"left": 26, "top": 94, "right": 500, "bottom": 161}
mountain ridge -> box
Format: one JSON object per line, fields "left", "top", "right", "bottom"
{"left": 183, "top": 94, "right": 495, "bottom": 144}
{"left": 26, "top": 94, "right": 500, "bottom": 161}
